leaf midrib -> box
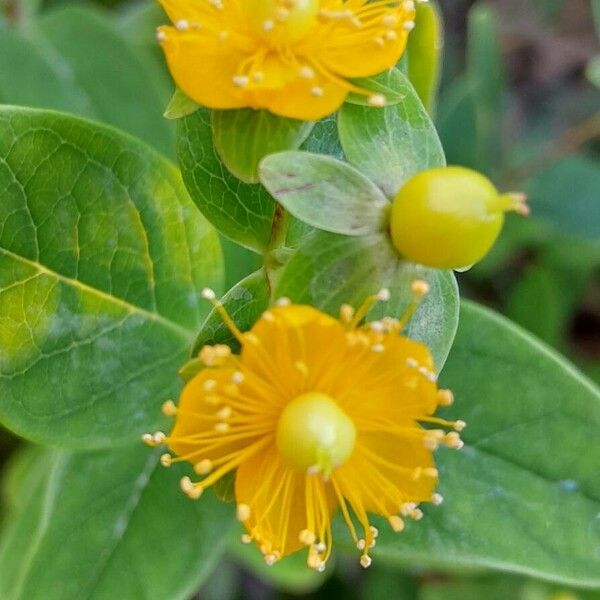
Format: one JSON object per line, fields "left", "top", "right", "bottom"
{"left": 0, "top": 247, "right": 193, "bottom": 342}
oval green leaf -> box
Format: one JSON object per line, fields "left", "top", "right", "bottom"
{"left": 0, "top": 107, "right": 223, "bottom": 448}
{"left": 372, "top": 301, "right": 600, "bottom": 588}
{"left": 0, "top": 445, "right": 233, "bottom": 600}
{"left": 212, "top": 109, "right": 314, "bottom": 184}
{"left": 260, "top": 151, "right": 389, "bottom": 236}
{"left": 338, "top": 68, "right": 445, "bottom": 198}
{"left": 407, "top": 1, "right": 444, "bottom": 115}
{"left": 164, "top": 87, "right": 200, "bottom": 120}
{"left": 194, "top": 269, "right": 271, "bottom": 354}
{"left": 178, "top": 109, "right": 277, "bottom": 253}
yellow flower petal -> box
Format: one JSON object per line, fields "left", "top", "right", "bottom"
{"left": 156, "top": 0, "right": 417, "bottom": 118}
{"left": 236, "top": 445, "right": 337, "bottom": 560}
{"left": 158, "top": 27, "right": 251, "bottom": 110}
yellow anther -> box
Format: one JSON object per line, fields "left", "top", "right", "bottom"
{"left": 161, "top": 400, "right": 178, "bottom": 416}
{"left": 437, "top": 389, "right": 454, "bottom": 407}
{"left": 237, "top": 503, "right": 251, "bottom": 522}
{"left": 194, "top": 459, "right": 213, "bottom": 475}
{"left": 388, "top": 515, "right": 405, "bottom": 532}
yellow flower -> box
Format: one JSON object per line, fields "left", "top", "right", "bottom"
{"left": 156, "top": 0, "right": 419, "bottom": 120}
{"left": 145, "top": 284, "right": 464, "bottom": 570}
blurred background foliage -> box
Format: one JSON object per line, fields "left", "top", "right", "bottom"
{"left": 0, "top": 0, "right": 598, "bottom": 598}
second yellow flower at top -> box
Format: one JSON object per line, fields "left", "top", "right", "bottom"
{"left": 157, "top": 0, "right": 422, "bottom": 120}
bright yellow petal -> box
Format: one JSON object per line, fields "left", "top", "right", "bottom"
{"left": 242, "top": 305, "right": 349, "bottom": 400}
{"left": 320, "top": 33, "right": 410, "bottom": 80}
{"left": 236, "top": 445, "right": 337, "bottom": 559}
{"left": 168, "top": 368, "right": 235, "bottom": 459}
{"left": 158, "top": 28, "right": 250, "bottom": 110}
{"left": 334, "top": 430, "right": 437, "bottom": 518}
{"left": 157, "top": 0, "right": 203, "bottom": 22}
{"left": 336, "top": 333, "right": 439, "bottom": 422}
{"left": 260, "top": 73, "right": 348, "bottom": 120}
{"left": 316, "top": 2, "right": 415, "bottom": 79}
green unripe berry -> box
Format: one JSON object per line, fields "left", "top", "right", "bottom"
{"left": 276, "top": 392, "right": 356, "bottom": 476}
{"left": 390, "top": 166, "right": 528, "bottom": 270}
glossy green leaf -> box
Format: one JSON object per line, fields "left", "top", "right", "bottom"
{"left": 506, "top": 265, "right": 566, "bottom": 348}
{"left": 0, "top": 107, "right": 223, "bottom": 448}
{"left": 164, "top": 87, "right": 200, "bottom": 120}
{"left": 1, "top": 445, "right": 47, "bottom": 512}
{"left": 0, "top": 444, "right": 233, "bottom": 600}
{"left": 260, "top": 151, "right": 389, "bottom": 236}
{"left": 437, "top": 77, "right": 479, "bottom": 170}
{"left": 345, "top": 73, "right": 406, "bottom": 107}
{"left": 407, "top": 0, "right": 444, "bottom": 115}
{"left": 421, "top": 575, "right": 600, "bottom": 600}
{"left": 372, "top": 301, "right": 600, "bottom": 588}
{"left": 524, "top": 156, "right": 600, "bottom": 242}
{"left": 299, "top": 115, "right": 344, "bottom": 160}
{"left": 361, "top": 566, "right": 418, "bottom": 600}
{"left": 114, "top": 1, "right": 173, "bottom": 111}
{"left": 220, "top": 235, "right": 263, "bottom": 290}
{"left": 194, "top": 269, "right": 271, "bottom": 354}
{"left": 0, "top": 27, "right": 84, "bottom": 113}
{"left": 274, "top": 230, "right": 458, "bottom": 370}
{"left": 466, "top": 4, "right": 506, "bottom": 175}
{"left": 212, "top": 109, "right": 314, "bottom": 183}
{"left": 338, "top": 68, "right": 445, "bottom": 198}
{"left": 32, "top": 6, "right": 174, "bottom": 154}
{"left": 178, "top": 109, "right": 277, "bottom": 252}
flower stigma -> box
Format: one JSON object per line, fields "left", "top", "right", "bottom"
{"left": 276, "top": 392, "right": 356, "bottom": 476}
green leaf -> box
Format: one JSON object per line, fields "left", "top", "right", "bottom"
{"left": 338, "top": 68, "right": 445, "bottom": 198}
{"left": 164, "top": 87, "right": 200, "bottom": 120}
{"left": 220, "top": 235, "right": 263, "bottom": 290}
{"left": 524, "top": 156, "right": 600, "bottom": 242}
{"left": 1, "top": 445, "right": 47, "bottom": 512}
{"left": 260, "top": 151, "right": 389, "bottom": 236}
{"left": 300, "top": 115, "right": 344, "bottom": 160}
{"left": 274, "top": 231, "right": 458, "bottom": 370}
{"left": 505, "top": 265, "right": 567, "bottom": 348}
{"left": 0, "top": 107, "right": 223, "bottom": 448}
{"left": 0, "top": 445, "right": 234, "bottom": 600}
{"left": 212, "top": 109, "right": 314, "bottom": 184}
{"left": 421, "top": 575, "right": 600, "bottom": 600}
{"left": 466, "top": 4, "right": 506, "bottom": 175}
{"left": 345, "top": 73, "right": 406, "bottom": 107}
{"left": 0, "top": 27, "right": 84, "bottom": 114}
{"left": 31, "top": 6, "right": 174, "bottom": 155}
{"left": 178, "top": 109, "right": 277, "bottom": 252}
{"left": 361, "top": 565, "right": 418, "bottom": 600}
{"left": 372, "top": 302, "right": 600, "bottom": 588}
{"left": 229, "top": 535, "right": 326, "bottom": 594}
{"left": 437, "top": 77, "right": 479, "bottom": 170}
{"left": 407, "top": 0, "right": 444, "bottom": 115}
{"left": 194, "top": 269, "right": 271, "bottom": 354}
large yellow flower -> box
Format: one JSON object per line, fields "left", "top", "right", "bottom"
{"left": 146, "top": 285, "right": 464, "bottom": 570}
{"left": 156, "top": 0, "right": 419, "bottom": 120}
